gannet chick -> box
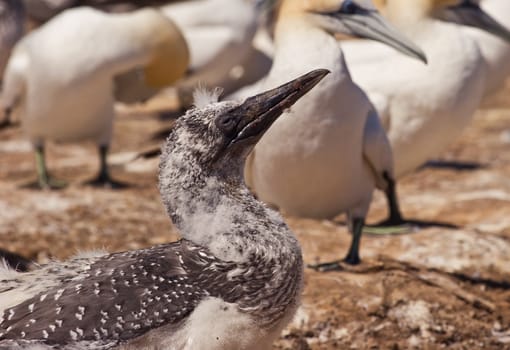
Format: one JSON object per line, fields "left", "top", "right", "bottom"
{"left": 0, "top": 69, "right": 328, "bottom": 350}
{"left": 0, "top": 0, "right": 24, "bottom": 80}
{"left": 245, "top": 0, "right": 426, "bottom": 266}
{"left": 1, "top": 7, "right": 189, "bottom": 189}
{"left": 463, "top": 0, "right": 510, "bottom": 97}
{"left": 343, "top": 0, "right": 510, "bottom": 177}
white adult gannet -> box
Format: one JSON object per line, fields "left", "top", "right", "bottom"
{"left": 343, "top": 0, "right": 510, "bottom": 177}
{"left": 1, "top": 7, "right": 189, "bottom": 189}
{"left": 0, "top": 69, "right": 327, "bottom": 350}
{"left": 22, "top": 0, "right": 184, "bottom": 23}
{"left": 463, "top": 0, "right": 510, "bottom": 96}
{"left": 0, "top": 0, "right": 24, "bottom": 79}
{"left": 161, "top": 0, "right": 265, "bottom": 101}
{"left": 245, "top": 0, "right": 426, "bottom": 266}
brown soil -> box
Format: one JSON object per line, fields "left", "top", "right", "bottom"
{"left": 1, "top": 84, "right": 510, "bottom": 349}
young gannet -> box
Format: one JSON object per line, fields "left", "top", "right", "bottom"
{"left": 244, "top": 0, "right": 427, "bottom": 266}
{"left": 1, "top": 7, "right": 189, "bottom": 189}
{"left": 0, "top": 69, "right": 328, "bottom": 349}
{"left": 0, "top": 0, "right": 24, "bottom": 79}
{"left": 463, "top": 0, "right": 510, "bottom": 97}
{"left": 161, "top": 0, "right": 264, "bottom": 102}
{"left": 342, "top": 0, "right": 510, "bottom": 177}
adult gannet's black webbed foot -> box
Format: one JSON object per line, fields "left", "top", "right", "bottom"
{"left": 365, "top": 172, "right": 415, "bottom": 235}
{"left": 86, "top": 145, "right": 129, "bottom": 189}
{"left": 38, "top": 176, "right": 67, "bottom": 190}
{"left": 308, "top": 217, "right": 364, "bottom": 271}
{"left": 86, "top": 171, "right": 129, "bottom": 189}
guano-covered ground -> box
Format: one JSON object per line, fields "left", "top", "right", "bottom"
{"left": 1, "top": 85, "right": 510, "bottom": 349}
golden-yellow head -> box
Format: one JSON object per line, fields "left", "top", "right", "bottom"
{"left": 275, "top": 0, "right": 427, "bottom": 63}
{"left": 142, "top": 12, "right": 190, "bottom": 88}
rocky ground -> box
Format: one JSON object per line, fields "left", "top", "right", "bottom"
{"left": 1, "top": 84, "right": 510, "bottom": 349}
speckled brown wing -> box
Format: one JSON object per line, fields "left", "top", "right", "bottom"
{"left": 0, "top": 240, "right": 238, "bottom": 347}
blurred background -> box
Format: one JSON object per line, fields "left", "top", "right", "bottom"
{"left": 0, "top": 0, "right": 510, "bottom": 348}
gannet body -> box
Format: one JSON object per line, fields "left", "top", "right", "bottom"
{"left": 1, "top": 7, "right": 189, "bottom": 188}
{"left": 0, "top": 0, "right": 24, "bottom": 79}
{"left": 162, "top": 0, "right": 265, "bottom": 100}
{"left": 23, "top": 0, "right": 180, "bottom": 23}
{"left": 245, "top": 0, "right": 426, "bottom": 264}
{"left": 343, "top": 0, "right": 510, "bottom": 177}
{"left": 0, "top": 69, "right": 327, "bottom": 349}
{"left": 464, "top": 0, "right": 510, "bottom": 96}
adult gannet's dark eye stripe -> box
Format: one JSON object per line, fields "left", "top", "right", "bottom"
{"left": 340, "top": 0, "right": 360, "bottom": 14}
{"left": 313, "top": 0, "right": 373, "bottom": 18}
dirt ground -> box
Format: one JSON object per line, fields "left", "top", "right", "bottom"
{"left": 1, "top": 82, "right": 510, "bottom": 349}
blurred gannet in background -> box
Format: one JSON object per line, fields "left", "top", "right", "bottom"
{"left": 23, "top": 0, "right": 185, "bottom": 24}
{"left": 343, "top": 0, "right": 510, "bottom": 177}
{"left": 161, "top": 0, "right": 271, "bottom": 105}
{"left": 1, "top": 7, "right": 189, "bottom": 189}
{"left": 0, "top": 0, "right": 24, "bottom": 80}
{"left": 0, "top": 69, "right": 327, "bottom": 350}
{"left": 244, "top": 0, "right": 427, "bottom": 266}
{"left": 463, "top": 0, "right": 510, "bottom": 97}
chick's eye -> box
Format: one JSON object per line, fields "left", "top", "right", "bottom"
{"left": 341, "top": 0, "right": 359, "bottom": 14}
{"left": 216, "top": 114, "right": 238, "bottom": 138}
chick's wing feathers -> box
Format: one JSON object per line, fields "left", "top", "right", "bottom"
{"left": 0, "top": 240, "right": 241, "bottom": 346}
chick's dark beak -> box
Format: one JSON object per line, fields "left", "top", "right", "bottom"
{"left": 230, "top": 69, "right": 330, "bottom": 145}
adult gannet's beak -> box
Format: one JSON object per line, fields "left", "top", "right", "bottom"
{"left": 329, "top": 8, "right": 428, "bottom": 63}
{"left": 441, "top": 1, "right": 510, "bottom": 43}
{"left": 230, "top": 69, "right": 330, "bottom": 145}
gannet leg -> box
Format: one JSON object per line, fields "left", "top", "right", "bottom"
{"left": 363, "top": 172, "right": 416, "bottom": 235}
{"left": 0, "top": 107, "right": 12, "bottom": 129}
{"left": 34, "top": 145, "right": 67, "bottom": 189}
{"left": 308, "top": 217, "right": 365, "bottom": 271}
{"left": 87, "top": 145, "right": 127, "bottom": 189}
{"left": 343, "top": 217, "right": 364, "bottom": 265}
{"left": 382, "top": 172, "right": 405, "bottom": 225}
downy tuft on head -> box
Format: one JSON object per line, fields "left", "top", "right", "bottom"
{"left": 193, "top": 86, "right": 224, "bottom": 109}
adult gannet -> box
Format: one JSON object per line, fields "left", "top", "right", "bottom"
{"left": 244, "top": 0, "right": 427, "bottom": 266}
{"left": 463, "top": 0, "right": 510, "bottom": 97}
{"left": 1, "top": 7, "right": 189, "bottom": 189}
{"left": 23, "top": 0, "right": 183, "bottom": 23}
{"left": 161, "top": 0, "right": 265, "bottom": 102}
{"left": 343, "top": 0, "right": 510, "bottom": 177}
{"left": 0, "top": 69, "right": 327, "bottom": 350}
{"left": 0, "top": 0, "right": 24, "bottom": 79}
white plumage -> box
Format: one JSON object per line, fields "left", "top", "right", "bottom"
{"left": 1, "top": 7, "right": 189, "bottom": 188}
{"left": 162, "top": 0, "right": 265, "bottom": 99}
{"left": 244, "top": 0, "right": 426, "bottom": 265}
{"left": 464, "top": 0, "right": 510, "bottom": 97}
{"left": 343, "top": 0, "right": 509, "bottom": 177}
